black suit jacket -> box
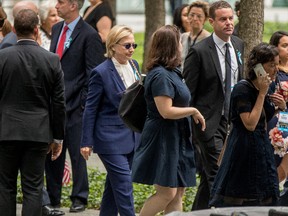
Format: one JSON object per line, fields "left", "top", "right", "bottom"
{"left": 50, "top": 18, "right": 105, "bottom": 113}
{"left": 0, "top": 40, "right": 65, "bottom": 142}
{"left": 183, "top": 35, "right": 244, "bottom": 141}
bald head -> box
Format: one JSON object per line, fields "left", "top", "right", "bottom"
{"left": 13, "top": 1, "right": 38, "bottom": 18}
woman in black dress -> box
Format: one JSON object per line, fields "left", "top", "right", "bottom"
{"left": 132, "top": 25, "right": 205, "bottom": 215}
{"left": 83, "top": 0, "right": 114, "bottom": 44}
{"left": 210, "top": 43, "right": 286, "bottom": 207}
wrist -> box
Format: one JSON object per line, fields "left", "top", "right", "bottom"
{"left": 279, "top": 105, "right": 287, "bottom": 111}
{"left": 276, "top": 105, "right": 287, "bottom": 112}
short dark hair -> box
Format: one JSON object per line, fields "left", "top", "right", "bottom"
{"left": 146, "top": 25, "right": 181, "bottom": 71}
{"left": 69, "top": 0, "right": 84, "bottom": 10}
{"left": 246, "top": 42, "right": 279, "bottom": 80}
{"left": 173, "top": 4, "right": 189, "bottom": 33}
{"left": 269, "top": 31, "right": 288, "bottom": 47}
{"left": 209, "top": 0, "right": 232, "bottom": 20}
{"left": 234, "top": 1, "right": 240, "bottom": 12}
{"left": 14, "top": 9, "right": 39, "bottom": 38}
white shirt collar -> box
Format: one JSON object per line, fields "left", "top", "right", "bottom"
{"left": 212, "top": 33, "right": 232, "bottom": 49}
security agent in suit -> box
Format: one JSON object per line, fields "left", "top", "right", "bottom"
{"left": 0, "top": 9, "right": 65, "bottom": 216}
{"left": 183, "top": 1, "right": 244, "bottom": 210}
{"left": 45, "top": 0, "right": 105, "bottom": 212}
{"left": 0, "top": 2, "right": 66, "bottom": 216}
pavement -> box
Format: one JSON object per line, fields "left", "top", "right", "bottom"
{"left": 16, "top": 204, "right": 100, "bottom": 216}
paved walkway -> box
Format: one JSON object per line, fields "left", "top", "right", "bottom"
{"left": 16, "top": 204, "right": 100, "bottom": 216}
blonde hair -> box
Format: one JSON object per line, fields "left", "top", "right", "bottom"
{"left": 105, "top": 25, "right": 133, "bottom": 58}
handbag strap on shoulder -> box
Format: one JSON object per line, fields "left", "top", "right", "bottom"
{"left": 130, "top": 60, "right": 142, "bottom": 84}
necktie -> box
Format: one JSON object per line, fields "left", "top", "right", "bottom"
{"left": 56, "top": 25, "right": 69, "bottom": 59}
{"left": 224, "top": 43, "right": 231, "bottom": 118}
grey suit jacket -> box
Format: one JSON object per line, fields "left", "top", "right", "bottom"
{"left": 0, "top": 40, "right": 65, "bottom": 143}
{"left": 183, "top": 34, "right": 244, "bottom": 141}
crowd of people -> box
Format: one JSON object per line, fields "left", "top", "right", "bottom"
{"left": 0, "top": 0, "right": 288, "bottom": 216}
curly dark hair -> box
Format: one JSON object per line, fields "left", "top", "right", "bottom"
{"left": 246, "top": 42, "right": 279, "bottom": 80}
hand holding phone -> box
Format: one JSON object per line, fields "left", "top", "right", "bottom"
{"left": 254, "top": 63, "right": 267, "bottom": 77}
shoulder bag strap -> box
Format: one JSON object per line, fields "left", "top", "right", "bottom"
{"left": 130, "top": 60, "right": 142, "bottom": 84}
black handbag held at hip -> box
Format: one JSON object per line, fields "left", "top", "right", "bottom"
{"left": 118, "top": 60, "right": 147, "bottom": 133}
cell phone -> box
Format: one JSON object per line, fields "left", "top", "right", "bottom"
{"left": 254, "top": 63, "right": 267, "bottom": 77}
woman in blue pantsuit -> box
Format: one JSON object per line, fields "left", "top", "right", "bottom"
{"left": 80, "top": 25, "right": 140, "bottom": 216}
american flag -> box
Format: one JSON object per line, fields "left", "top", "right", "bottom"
{"left": 62, "top": 160, "right": 71, "bottom": 186}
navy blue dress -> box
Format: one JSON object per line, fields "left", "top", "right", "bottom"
{"left": 132, "top": 66, "right": 196, "bottom": 187}
{"left": 210, "top": 79, "right": 279, "bottom": 206}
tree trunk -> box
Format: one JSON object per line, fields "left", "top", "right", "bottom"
{"left": 107, "top": 0, "right": 116, "bottom": 24}
{"left": 238, "top": 0, "right": 264, "bottom": 76}
{"left": 143, "top": 0, "right": 165, "bottom": 73}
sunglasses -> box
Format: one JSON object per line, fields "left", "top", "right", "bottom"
{"left": 118, "top": 43, "right": 138, "bottom": 49}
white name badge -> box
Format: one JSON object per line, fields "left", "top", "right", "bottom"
{"left": 277, "top": 111, "right": 288, "bottom": 132}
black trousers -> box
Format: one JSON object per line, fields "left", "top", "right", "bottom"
{"left": 45, "top": 108, "right": 88, "bottom": 206}
{"left": 0, "top": 141, "right": 48, "bottom": 216}
{"left": 192, "top": 116, "right": 227, "bottom": 210}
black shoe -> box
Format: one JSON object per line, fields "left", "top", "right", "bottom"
{"left": 69, "top": 199, "right": 85, "bottom": 213}
{"left": 42, "top": 205, "right": 65, "bottom": 216}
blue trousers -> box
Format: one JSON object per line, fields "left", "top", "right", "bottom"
{"left": 98, "top": 152, "right": 135, "bottom": 216}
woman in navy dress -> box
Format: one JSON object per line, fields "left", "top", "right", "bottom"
{"left": 210, "top": 43, "right": 286, "bottom": 207}
{"left": 132, "top": 25, "right": 205, "bottom": 215}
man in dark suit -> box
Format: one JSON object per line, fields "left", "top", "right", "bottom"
{"left": 183, "top": 0, "right": 244, "bottom": 210}
{"left": 0, "top": 3, "right": 66, "bottom": 216}
{"left": 45, "top": 0, "right": 105, "bottom": 212}
{"left": 0, "top": 9, "right": 65, "bottom": 216}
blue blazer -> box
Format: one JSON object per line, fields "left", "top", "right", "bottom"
{"left": 50, "top": 18, "right": 105, "bottom": 113}
{"left": 81, "top": 59, "right": 140, "bottom": 154}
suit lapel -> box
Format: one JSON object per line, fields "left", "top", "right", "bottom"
{"left": 50, "top": 22, "right": 63, "bottom": 53}
{"left": 208, "top": 36, "right": 223, "bottom": 88}
{"left": 61, "top": 18, "right": 83, "bottom": 58}
{"left": 231, "top": 36, "right": 243, "bottom": 80}
{"left": 107, "top": 59, "right": 126, "bottom": 91}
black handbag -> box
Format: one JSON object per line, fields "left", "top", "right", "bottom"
{"left": 118, "top": 61, "right": 147, "bottom": 133}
